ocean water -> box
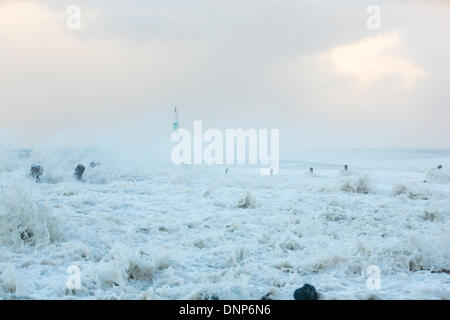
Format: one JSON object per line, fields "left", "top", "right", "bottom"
{"left": 0, "top": 148, "right": 449, "bottom": 299}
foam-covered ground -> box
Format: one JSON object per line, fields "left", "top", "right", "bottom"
{"left": 0, "top": 149, "right": 449, "bottom": 299}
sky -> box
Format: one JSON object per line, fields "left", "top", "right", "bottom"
{"left": 0, "top": 0, "right": 449, "bottom": 153}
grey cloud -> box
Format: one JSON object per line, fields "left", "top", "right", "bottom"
{"left": 0, "top": 0, "right": 449, "bottom": 150}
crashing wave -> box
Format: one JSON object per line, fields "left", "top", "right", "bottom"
{"left": 0, "top": 182, "right": 60, "bottom": 248}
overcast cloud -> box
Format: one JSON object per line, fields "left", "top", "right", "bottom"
{"left": 0, "top": 0, "right": 449, "bottom": 153}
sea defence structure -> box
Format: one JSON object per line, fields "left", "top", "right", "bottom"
{"left": 30, "top": 165, "right": 43, "bottom": 182}
{"left": 173, "top": 106, "right": 179, "bottom": 131}
{"left": 74, "top": 164, "right": 86, "bottom": 180}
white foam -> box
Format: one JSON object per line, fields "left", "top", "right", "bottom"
{"left": 0, "top": 149, "right": 449, "bottom": 299}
